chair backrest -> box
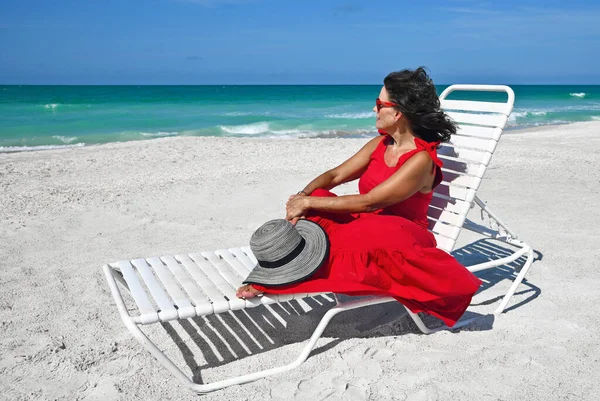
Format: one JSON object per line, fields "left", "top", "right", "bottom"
{"left": 428, "top": 85, "right": 515, "bottom": 252}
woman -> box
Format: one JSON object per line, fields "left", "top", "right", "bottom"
{"left": 236, "top": 67, "right": 481, "bottom": 327}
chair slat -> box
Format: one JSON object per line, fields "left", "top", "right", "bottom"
{"left": 176, "top": 254, "right": 228, "bottom": 315}
{"left": 117, "top": 260, "right": 158, "bottom": 324}
{"left": 191, "top": 252, "right": 246, "bottom": 310}
{"left": 428, "top": 219, "right": 461, "bottom": 240}
{"left": 427, "top": 207, "right": 466, "bottom": 227}
{"left": 442, "top": 99, "right": 511, "bottom": 115}
{"left": 241, "top": 246, "right": 258, "bottom": 265}
{"left": 146, "top": 257, "right": 196, "bottom": 319}
{"left": 263, "top": 293, "right": 296, "bottom": 303}
{"left": 433, "top": 182, "right": 475, "bottom": 202}
{"left": 215, "top": 249, "right": 252, "bottom": 279}
{"left": 200, "top": 251, "right": 246, "bottom": 291}
{"left": 442, "top": 171, "right": 482, "bottom": 189}
{"left": 430, "top": 193, "right": 472, "bottom": 215}
{"left": 160, "top": 255, "right": 213, "bottom": 315}
{"left": 432, "top": 233, "right": 455, "bottom": 253}
{"left": 131, "top": 259, "right": 178, "bottom": 321}
{"left": 229, "top": 247, "right": 256, "bottom": 273}
{"left": 455, "top": 125, "right": 503, "bottom": 141}
{"left": 440, "top": 159, "right": 487, "bottom": 178}
{"left": 439, "top": 145, "right": 493, "bottom": 166}
{"left": 446, "top": 111, "right": 508, "bottom": 128}
{"left": 449, "top": 135, "right": 498, "bottom": 154}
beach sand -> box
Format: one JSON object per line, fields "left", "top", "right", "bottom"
{"left": 1, "top": 122, "right": 599, "bottom": 400}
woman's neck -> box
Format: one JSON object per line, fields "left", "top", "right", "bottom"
{"left": 387, "top": 126, "right": 416, "bottom": 149}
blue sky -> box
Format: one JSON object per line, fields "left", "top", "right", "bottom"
{"left": 1, "top": 0, "right": 599, "bottom": 84}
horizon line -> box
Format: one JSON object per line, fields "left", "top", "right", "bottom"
{"left": 2, "top": 83, "right": 600, "bottom": 86}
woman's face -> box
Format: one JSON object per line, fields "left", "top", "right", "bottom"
{"left": 374, "top": 86, "right": 400, "bottom": 131}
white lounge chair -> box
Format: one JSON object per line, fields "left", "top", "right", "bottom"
{"left": 103, "top": 84, "right": 534, "bottom": 393}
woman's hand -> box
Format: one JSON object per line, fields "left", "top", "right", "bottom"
{"left": 285, "top": 195, "right": 309, "bottom": 225}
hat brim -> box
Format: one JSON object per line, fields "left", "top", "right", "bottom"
{"left": 243, "top": 219, "right": 329, "bottom": 287}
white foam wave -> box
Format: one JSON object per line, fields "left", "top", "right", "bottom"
{"left": 139, "top": 131, "right": 179, "bottom": 138}
{"left": 591, "top": 116, "right": 600, "bottom": 121}
{"left": 266, "top": 129, "right": 375, "bottom": 139}
{"left": 221, "top": 111, "right": 276, "bottom": 117}
{"left": 0, "top": 143, "right": 85, "bottom": 153}
{"left": 52, "top": 135, "right": 79, "bottom": 144}
{"left": 219, "top": 122, "right": 270, "bottom": 135}
{"left": 508, "top": 110, "right": 548, "bottom": 121}
{"left": 508, "top": 111, "right": 528, "bottom": 121}
{"left": 506, "top": 120, "right": 571, "bottom": 128}
{"left": 570, "top": 92, "right": 586, "bottom": 98}
{"left": 325, "top": 112, "right": 374, "bottom": 119}
{"left": 44, "top": 103, "right": 59, "bottom": 109}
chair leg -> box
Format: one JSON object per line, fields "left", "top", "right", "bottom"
{"left": 105, "top": 264, "right": 398, "bottom": 393}
{"left": 464, "top": 198, "right": 536, "bottom": 316}
{"left": 492, "top": 241, "right": 534, "bottom": 315}
{"left": 143, "top": 297, "right": 396, "bottom": 392}
{"left": 404, "top": 307, "right": 478, "bottom": 334}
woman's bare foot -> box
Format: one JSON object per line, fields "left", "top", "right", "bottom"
{"left": 236, "top": 284, "right": 264, "bottom": 299}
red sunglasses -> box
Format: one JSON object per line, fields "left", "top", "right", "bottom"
{"left": 375, "top": 98, "right": 398, "bottom": 112}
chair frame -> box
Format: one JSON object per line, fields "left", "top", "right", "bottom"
{"left": 103, "top": 84, "right": 534, "bottom": 393}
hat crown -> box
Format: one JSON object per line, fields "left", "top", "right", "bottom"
{"left": 250, "top": 220, "right": 303, "bottom": 263}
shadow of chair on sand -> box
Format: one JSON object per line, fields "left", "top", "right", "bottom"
{"left": 453, "top": 238, "right": 543, "bottom": 314}
{"left": 160, "top": 238, "right": 542, "bottom": 385}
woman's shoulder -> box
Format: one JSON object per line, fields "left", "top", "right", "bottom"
{"left": 364, "top": 134, "right": 387, "bottom": 154}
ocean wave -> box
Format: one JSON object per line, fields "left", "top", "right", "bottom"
{"left": 508, "top": 111, "right": 528, "bottom": 121}
{"left": 52, "top": 135, "right": 79, "bottom": 144}
{"left": 265, "top": 129, "right": 375, "bottom": 139}
{"left": 139, "top": 131, "right": 179, "bottom": 138}
{"left": 42, "top": 103, "right": 92, "bottom": 110}
{"left": 0, "top": 143, "right": 86, "bottom": 153}
{"left": 591, "top": 116, "right": 600, "bottom": 121}
{"left": 221, "top": 111, "right": 276, "bottom": 117}
{"left": 219, "top": 122, "right": 270, "bottom": 135}
{"left": 325, "top": 112, "right": 374, "bottom": 119}
{"left": 506, "top": 120, "right": 571, "bottom": 129}
{"left": 570, "top": 92, "right": 586, "bottom": 98}
{"left": 508, "top": 110, "right": 548, "bottom": 121}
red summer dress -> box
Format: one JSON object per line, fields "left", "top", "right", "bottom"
{"left": 253, "top": 135, "right": 482, "bottom": 327}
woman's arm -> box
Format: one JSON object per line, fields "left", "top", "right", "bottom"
{"left": 297, "top": 136, "right": 383, "bottom": 195}
{"left": 287, "top": 151, "right": 434, "bottom": 218}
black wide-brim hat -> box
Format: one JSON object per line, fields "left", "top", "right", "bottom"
{"left": 243, "top": 219, "right": 329, "bottom": 287}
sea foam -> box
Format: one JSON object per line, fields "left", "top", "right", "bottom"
{"left": 325, "top": 112, "right": 374, "bottom": 119}
{"left": 52, "top": 135, "right": 79, "bottom": 144}
{"left": 570, "top": 93, "right": 587, "bottom": 98}
{"left": 508, "top": 110, "right": 548, "bottom": 121}
{"left": 219, "top": 122, "right": 270, "bottom": 135}
{"left": 0, "top": 143, "right": 86, "bottom": 153}
{"left": 140, "top": 131, "right": 179, "bottom": 138}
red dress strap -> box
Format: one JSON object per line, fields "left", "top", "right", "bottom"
{"left": 413, "top": 137, "right": 443, "bottom": 173}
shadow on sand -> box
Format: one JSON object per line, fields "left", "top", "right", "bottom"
{"left": 157, "top": 238, "right": 542, "bottom": 384}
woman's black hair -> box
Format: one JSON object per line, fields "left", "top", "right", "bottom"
{"left": 383, "top": 67, "right": 456, "bottom": 143}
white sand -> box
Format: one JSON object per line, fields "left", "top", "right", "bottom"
{"left": 1, "top": 122, "right": 599, "bottom": 400}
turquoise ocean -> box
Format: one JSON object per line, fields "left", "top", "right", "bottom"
{"left": 1, "top": 85, "right": 599, "bottom": 153}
